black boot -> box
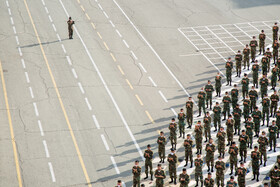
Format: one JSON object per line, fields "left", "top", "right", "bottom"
{"left": 204, "top": 138, "right": 208, "bottom": 143}
{"left": 256, "top": 174, "right": 259, "bottom": 182}
{"left": 190, "top": 162, "right": 193, "bottom": 168}
{"left": 239, "top": 156, "right": 243, "bottom": 162}
{"left": 260, "top": 160, "right": 262, "bottom": 165}
{"left": 234, "top": 129, "right": 237, "bottom": 135}
{"left": 229, "top": 170, "right": 233, "bottom": 175}
{"left": 211, "top": 166, "right": 214, "bottom": 172}
{"left": 195, "top": 181, "right": 198, "bottom": 187}
{"left": 222, "top": 153, "right": 224, "bottom": 158}
{"left": 179, "top": 133, "right": 182, "bottom": 138}
{"left": 269, "top": 147, "right": 272, "bottom": 151}
{"left": 201, "top": 181, "right": 203, "bottom": 187}
{"left": 169, "top": 178, "right": 173, "bottom": 183}
{"left": 238, "top": 129, "right": 240, "bottom": 135}
{"left": 199, "top": 149, "right": 202, "bottom": 155}
{"left": 196, "top": 149, "right": 199, "bottom": 154}
{"left": 264, "top": 161, "right": 266, "bottom": 166}
{"left": 159, "top": 158, "right": 162, "bottom": 163}
{"left": 174, "top": 179, "right": 177, "bottom": 184}
{"left": 252, "top": 174, "right": 255, "bottom": 180}
{"left": 226, "top": 142, "right": 230, "bottom": 146}
{"left": 184, "top": 161, "right": 188, "bottom": 167}
{"left": 274, "top": 147, "right": 276, "bottom": 152}
{"left": 144, "top": 174, "right": 148, "bottom": 179}
{"left": 151, "top": 175, "right": 153, "bottom": 181}
{"left": 183, "top": 133, "right": 185, "bottom": 139}
{"left": 214, "top": 127, "right": 217, "bottom": 132}
{"left": 244, "top": 157, "right": 246, "bottom": 163}
{"left": 174, "top": 144, "right": 177, "bottom": 150}
{"left": 207, "top": 166, "right": 210, "bottom": 172}
{"left": 206, "top": 104, "right": 208, "bottom": 109}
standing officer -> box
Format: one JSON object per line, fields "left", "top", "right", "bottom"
{"left": 205, "top": 80, "right": 214, "bottom": 109}
{"left": 271, "top": 65, "right": 279, "bottom": 90}
{"left": 249, "top": 86, "right": 258, "bottom": 113}
{"left": 178, "top": 109, "right": 186, "bottom": 138}
{"left": 179, "top": 168, "right": 189, "bottom": 187}
{"left": 260, "top": 74, "right": 269, "bottom": 99}
{"left": 203, "top": 112, "right": 211, "bottom": 142}
{"left": 245, "top": 116, "right": 254, "bottom": 149}
{"left": 243, "top": 44, "right": 250, "bottom": 70}
{"left": 154, "top": 164, "right": 166, "bottom": 187}
{"left": 222, "top": 92, "right": 231, "bottom": 120}
{"left": 194, "top": 154, "right": 203, "bottom": 187}
{"left": 168, "top": 148, "right": 177, "bottom": 184}
{"left": 204, "top": 173, "right": 214, "bottom": 187}
{"left": 250, "top": 36, "right": 258, "bottom": 62}
{"left": 243, "top": 95, "right": 251, "bottom": 121}
{"left": 259, "top": 30, "right": 266, "bottom": 54}
{"left": 195, "top": 121, "right": 203, "bottom": 154}
{"left": 229, "top": 142, "right": 238, "bottom": 175}
{"left": 258, "top": 131, "right": 268, "bottom": 166}
{"left": 251, "top": 146, "right": 261, "bottom": 181}
{"left": 205, "top": 138, "right": 215, "bottom": 172}
{"left": 241, "top": 73, "right": 249, "bottom": 100}
{"left": 273, "top": 22, "right": 279, "bottom": 41}
{"left": 239, "top": 130, "right": 248, "bottom": 163}
{"left": 231, "top": 84, "right": 239, "bottom": 109}
{"left": 236, "top": 162, "right": 247, "bottom": 187}
{"left": 213, "top": 102, "right": 222, "bottom": 131}
{"left": 252, "top": 106, "right": 262, "bottom": 137}
{"left": 197, "top": 88, "right": 206, "bottom": 117}
{"left": 262, "top": 94, "right": 270, "bottom": 127}
{"left": 270, "top": 90, "right": 279, "bottom": 117}
{"left": 169, "top": 118, "right": 177, "bottom": 150}
{"left": 226, "top": 115, "right": 234, "bottom": 146}
{"left": 215, "top": 156, "right": 225, "bottom": 187}
{"left": 116, "top": 180, "right": 122, "bottom": 187}
{"left": 273, "top": 39, "right": 279, "bottom": 63}
{"left": 269, "top": 120, "right": 278, "bottom": 152}
{"left": 184, "top": 134, "right": 193, "bottom": 168}
{"left": 157, "top": 131, "right": 166, "bottom": 163}
{"left": 265, "top": 47, "right": 273, "bottom": 65}
{"left": 215, "top": 72, "right": 222, "bottom": 97}
{"left": 186, "top": 97, "right": 193, "bottom": 129}
{"left": 67, "top": 17, "right": 75, "bottom": 39}
{"left": 217, "top": 127, "right": 226, "bottom": 158}
{"left": 261, "top": 53, "right": 269, "bottom": 75}
{"left": 252, "top": 60, "right": 259, "bottom": 88}
{"left": 276, "top": 107, "right": 280, "bottom": 138}
{"left": 144, "top": 144, "right": 153, "bottom": 180}
{"left": 233, "top": 104, "right": 242, "bottom": 135}
{"left": 235, "top": 50, "right": 242, "bottom": 77}
{"left": 270, "top": 166, "right": 280, "bottom": 187}
{"left": 132, "top": 160, "right": 141, "bottom": 187}
{"left": 225, "top": 57, "right": 233, "bottom": 86}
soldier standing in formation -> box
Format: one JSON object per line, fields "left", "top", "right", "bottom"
{"left": 204, "top": 112, "right": 211, "bottom": 142}
{"left": 251, "top": 146, "right": 261, "bottom": 181}
{"left": 229, "top": 142, "right": 238, "bottom": 175}
{"left": 186, "top": 97, "right": 193, "bottom": 129}
{"left": 276, "top": 107, "right": 280, "bottom": 138}
{"left": 169, "top": 118, "right": 177, "bottom": 150}
{"left": 273, "top": 22, "right": 279, "bottom": 41}
{"left": 233, "top": 104, "right": 242, "bottom": 135}
{"left": 215, "top": 72, "right": 222, "bottom": 97}
{"left": 262, "top": 94, "right": 270, "bottom": 126}
{"left": 259, "top": 30, "right": 266, "bottom": 55}
{"left": 239, "top": 130, "right": 248, "bottom": 163}
{"left": 179, "top": 168, "right": 189, "bottom": 187}
{"left": 271, "top": 64, "right": 279, "bottom": 90}
{"left": 270, "top": 166, "right": 280, "bottom": 187}
{"left": 231, "top": 84, "right": 239, "bottom": 109}
{"left": 132, "top": 160, "right": 141, "bottom": 187}
{"left": 266, "top": 47, "right": 272, "bottom": 65}
{"left": 215, "top": 156, "right": 225, "bottom": 187}
{"left": 157, "top": 131, "right": 166, "bottom": 163}
{"left": 270, "top": 90, "right": 279, "bottom": 117}
{"left": 249, "top": 86, "right": 258, "bottom": 113}
{"left": 178, "top": 109, "right": 186, "bottom": 138}
{"left": 144, "top": 144, "right": 153, "bottom": 180}
{"left": 235, "top": 50, "right": 242, "bottom": 77}
{"left": 226, "top": 115, "right": 234, "bottom": 146}
{"left": 243, "top": 95, "right": 251, "bottom": 121}
{"left": 222, "top": 92, "right": 231, "bottom": 120}
{"left": 225, "top": 57, "right": 233, "bottom": 86}
{"left": 252, "top": 106, "right": 262, "bottom": 137}
{"left": 67, "top": 17, "right": 75, "bottom": 39}
{"left": 260, "top": 74, "right": 269, "bottom": 99}
{"left": 168, "top": 148, "right": 177, "bottom": 184}
{"left": 194, "top": 153, "right": 203, "bottom": 187}
{"left": 226, "top": 176, "right": 237, "bottom": 187}
{"left": 261, "top": 53, "right": 269, "bottom": 75}
{"left": 217, "top": 127, "right": 226, "bottom": 158}
{"left": 236, "top": 162, "right": 247, "bottom": 187}
{"left": 245, "top": 116, "right": 254, "bottom": 149}
{"left": 269, "top": 120, "right": 278, "bottom": 152}
{"left": 195, "top": 121, "right": 203, "bottom": 154}
{"left": 250, "top": 36, "right": 258, "bottom": 62}
{"left": 154, "top": 164, "right": 166, "bottom": 187}
{"left": 241, "top": 73, "right": 249, "bottom": 99}
{"left": 243, "top": 44, "right": 250, "bottom": 70}
{"left": 258, "top": 131, "right": 268, "bottom": 166}
{"left": 252, "top": 60, "right": 259, "bottom": 88}
{"left": 213, "top": 102, "right": 222, "bottom": 131}
{"left": 204, "top": 173, "right": 214, "bottom": 187}
{"left": 205, "top": 80, "right": 214, "bottom": 109}
{"left": 184, "top": 134, "right": 193, "bottom": 168}
{"left": 197, "top": 88, "right": 206, "bottom": 117}
{"left": 273, "top": 39, "right": 279, "bottom": 63}
{"left": 206, "top": 138, "right": 215, "bottom": 172}
{"left": 116, "top": 180, "right": 122, "bottom": 187}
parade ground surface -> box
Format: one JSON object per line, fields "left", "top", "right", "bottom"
{"left": 1, "top": 0, "right": 280, "bottom": 186}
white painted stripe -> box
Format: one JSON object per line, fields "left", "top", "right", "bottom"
{"left": 21, "top": 59, "right": 26, "bottom": 69}
{"left": 78, "top": 82, "right": 85, "bottom": 94}
{"left": 52, "top": 24, "right": 57, "bottom": 32}
{"left": 148, "top": 76, "right": 157, "bottom": 87}
{"left": 10, "top": 17, "right": 14, "bottom": 25}
{"left": 98, "top": 3, "right": 103, "bottom": 10}
{"left": 100, "top": 134, "right": 110, "bottom": 151}
{"left": 138, "top": 63, "right": 147, "bottom": 73}
{"left": 110, "top": 156, "right": 120, "bottom": 174}
{"left": 33, "top": 102, "right": 39, "bottom": 116}
{"left": 248, "top": 22, "right": 273, "bottom": 42}
{"left": 6, "top": 0, "right": 9, "bottom": 7}
{"left": 8, "top": 8, "right": 11, "bottom": 15}
{"left": 85, "top": 97, "right": 92, "bottom": 110}
{"left": 170, "top": 107, "right": 177, "bottom": 117}
{"left": 92, "top": 115, "right": 100, "bottom": 129}
{"left": 66, "top": 56, "right": 72, "bottom": 65}
{"left": 61, "top": 44, "right": 66, "bottom": 53}
{"left": 130, "top": 51, "right": 138, "bottom": 60}
{"left": 103, "top": 11, "right": 109, "bottom": 18}
{"left": 41, "top": 0, "right": 45, "bottom": 6}
{"left": 43, "top": 140, "right": 50, "bottom": 158}
{"left": 48, "top": 15, "right": 53, "bottom": 22}
{"left": 12, "top": 26, "right": 16, "bottom": 34}
{"left": 56, "top": 33, "right": 61, "bottom": 41}
{"left": 18, "top": 47, "right": 22, "bottom": 56}
{"left": 15, "top": 36, "right": 19, "bottom": 45}
{"left": 115, "top": 29, "right": 122, "bottom": 37}
{"left": 109, "top": 20, "right": 115, "bottom": 27}
{"left": 71, "top": 68, "right": 78, "bottom": 79}
{"left": 122, "top": 182, "right": 126, "bottom": 187}
{"left": 38, "top": 120, "right": 44, "bottom": 136}
{"left": 29, "top": 86, "right": 34, "bottom": 98}
{"left": 122, "top": 39, "right": 129, "bottom": 48}
{"left": 48, "top": 162, "right": 56, "bottom": 182}
{"left": 158, "top": 90, "right": 168, "bottom": 102}
{"left": 25, "top": 72, "right": 30, "bottom": 83}
{"left": 219, "top": 25, "right": 244, "bottom": 45}
{"left": 45, "top": 7, "right": 49, "bottom": 14}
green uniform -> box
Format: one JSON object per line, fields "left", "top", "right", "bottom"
{"left": 231, "top": 88, "right": 239, "bottom": 109}
{"left": 155, "top": 169, "right": 166, "bottom": 187}
{"left": 216, "top": 131, "right": 226, "bottom": 156}
{"left": 235, "top": 53, "right": 242, "bottom": 76}
{"left": 213, "top": 105, "right": 222, "bottom": 130}
{"left": 273, "top": 25, "right": 279, "bottom": 41}
{"left": 243, "top": 99, "right": 250, "bottom": 121}
{"left": 270, "top": 168, "right": 280, "bottom": 187}
{"left": 184, "top": 139, "right": 193, "bottom": 166}
{"left": 258, "top": 136, "right": 268, "bottom": 163}
{"left": 229, "top": 146, "right": 238, "bottom": 173}
{"left": 245, "top": 120, "right": 254, "bottom": 147}
{"left": 270, "top": 93, "right": 279, "bottom": 117}
{"left": 225, "top": 61, "right": 233, "bottom": 85}
{"left": 262, "top": 97, "right": 270, "bottom": 126}
{"left": 250, "top": 39, "right": 258, "bottom": 61}
{"left": 215, "top": 75, "right": 222, "bottom": 96}
{"left": 226, "top": 180, "right": 237, "bottom": 187}
{"left": 157, "top": 136, "right": 166, "bottom": 161}
{"left": 243, "top": 47, "right": 250, "bottom": 69}
{"left": 203, "top": 115, "right": 212, "bottom": 140}
{"left": 178, "top": 112, "right": 186, "bottom": 137}
{"left": 205, "top": 143, "right": 215, "bottom": 168}
{"left": 204, "top": 178, "right": 214, "bottom": 187}
{"left": 266, "top": 50, "right": 272, "bottom": 66}
{"left": 223, "top": 95, "right": 231, "bottom": 119}
{"left": 277, "top": 57, "right": 280, "bottom": 68}
{"left": 252, "top": 63, "right": 259, "bottom": 88}
{"left": 248, "top": 89, "right": 258, "bottom": 113}
{"left": 205, "top": 84, "right": 214, "bottom": 109}
{"left": 252, "top": 110, "right": 262, "bottom": 136}
{"left": 239, "top": 134, "right": 248, "bottom": 161}
{"left": 195, "top": 124, "right": 203, "bottom": 152}
{"left": 186, "top": 100, "right": 193, "bottom": 128}
{"left": 144, "top": 149, "right": 153, "bottom": 176}
{"left": 233, "top": 108, "right": 242, "bottom": 134}
{"left": 271, "top": 67, "right": 279, "bottom": 90}
{"left": 241, "top": 77, "right": 249, "bottom": 99}
{"left": 215, "top": 160, "right": 225, "bottom": 187}
{"left": 194, "top": 158, "right": 203, "bottom": 183}
{"left": 273, "top": 42, "right": 279, "bottom": 63}
{"left": 259, "top": 33, "right": 266, "bottom": 54}
{"left": 260, "top": 77, "right": 269, "bottom": 99}
{"left": 168, "top": 153, "right": 177, "bottom": 180}
{"left": 251, "top": 150, "right": 261, "bottom": 175}
{"left": 261, "top": 56, "right": 269, "bottom": 75}
{"left": 197, "top": 91, "right": 206, "bottom": 116}
{"left": 179, "top": 173, "right": 189, "bottom": 187}
{"left": 67, "top": 19, "right": 75, "bottom": 39}
{"left": 169, "top": 122, "right": 177, "bottom": 148}
{"left": 269, "top": 125, "right": 278, "bottom": 150}
{"left": 132, "top": 165, "right": 141, "bottom": 187}
{"left": 276, "top": 110, "right": 280, "bottom": 137}
{"left": 236, "top": 167, "right": 247, "bottom": 187}
{"left": 226, "top": 118, "right": 234, "bottom": 143}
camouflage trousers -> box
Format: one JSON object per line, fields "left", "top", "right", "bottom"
{"left": 232, "top": 98, "right": 238, "bottom": 109}
{"left": 252, "top": 74, "right": 258, "bottom": 87}
{"left": 196, "top": 138, "right": 202, "bottom": 149}
{"left": 250, "top": 100, "right": 256, "bottom": 112}
{"left": 271, "top": 179, "right": 280, "bottom": 187}
{"left": 214, "top": 117, "right": 221, "bottom": 129}
{"left": 218, "top": 142, "right": 225, "bottom": 154}
{"left": 247, "top": 134, "right": 253, "bottom": 145}
{"left": 239, "top": 147, "right": 247, "bottom": 158}
{"left": 216, "top": 86, "right": 221, "bottom": 96}
{"left": 170, "top": 135, "right": 177, "bottom": 145}
{"left": 262, "top": 109, "right": 270, "bottom": 125}
{"left": 216, "top": 173, "right": 224, "bottom": 187}
{"left": 238, "top": 177, "right": 246, "bottom": 187}
{"left": 185, "top": 151, "right": 193, "bottom": 163}
{"left": 227, "top": 129, "right": 233, "bottom": 142}
{"left": 133, "top": 176, "right": 140, "bottom": 187}
{"left": 251, "top": 49, "right": 256, "bottom": 61}
{"left": 156, "top": 179, "right": 164, "bottom": 187}
{"left": 260, "top": 149, "right": 267, "bottom": 162}
{"left": 259, "top": 42, "right": 265, "bottom": 53}
{"left": 206, "top": 95, "right": 212, "bottom": 107}
{"left": 242, "top": 88, "right": 248, "bottom": 99}
{"left": 269, "top": 136, "right": 276, "bottom": 148}
{"left": 271, "top": 103, "right": 278, "bottom": 116}
{"left": 254, "top": 123, "right": 260, "bottom": 134}
{"left": 230, "top": 157, "right": 237, "bottom": 171}
{"left": 179, "top": 123, "right": 185, "bottom": 135}
{"left": 145, "top": 161, "right": 153, "bottom": 175}
{"left": 252, "top": 162, "right": 260, "bottom": 174}
{"left": 186, "top": 112, "right": 193, "bottom": 126}
{"left": 198, "top": 102, "right": 206, "bottom": 115}
{"left": 272, "top": 77, "right": 277, "bottom": 89}
{"left": 195, "top": 172, "right": 203, "bottom": 182}
{"left": 169, "top": 164, "right": 177, "bottom": 179}
{"left": 206, "top": 154, "right": 214, "bottom": 167}
{"left": 204, "top": 127, "right": 211, "bottom": 140}
{"left": 261, "top": 89, "right": 268, "bottom": 99}
{"left": 244, "top": 57, "right": 249, "bottom": 69}
{"left": 236, "top": 63, "right": 241, "bottom": 75}
{"left": 234, "top": 119, "right": 241, "bottom": 131}
{"left": 158, "top": 146, "right": 165, "bottom": 159}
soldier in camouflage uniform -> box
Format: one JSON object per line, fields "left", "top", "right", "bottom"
{"left": 250, "top": 36, "right": 258, "bottom": 62}
{"left": 204, "top": 112, "right": 212, "bottom": 142}
{"left": 235, "top": 50, "right": 242, "bottom": 77}
{"left": 186, "top": 97, "right": 193, "bottom": 129}
{"left": 225, "top": 57, "right": 233, "bottom": 86}
{"left": 205, "top": 80, "right": 214, "bottom": 109}
{"left": 262, "top": 94, "right": 270, "bottom": 127}
{"left": 231, "top": 84, "right": 239, "bottom": 109}
{"left": 243, "top": 95, "right": 251, "bottom": 121}
{"left": 265, "top": 48, "right": 272, "bottom": 66}
{"left": 168, "top": 148, "right": 177, "bottom": 184}
{"left": 261, "top": 53, "right": 269, "bottom": 75}
{"left": 157, "top": 131, "right": 166, "bottom": 163}
{"left": 213, "top": 102, "right": 222, "bottom": 131}
{"left": 270, "top": 90, "right": 279, "bottom": 117}
{"left": 169, "top": 118, "right": 177, "bottom": 149}
{"left": 270, "top": 166, "right": 280, "bottom": 187}
{"left": 195, "top": 121, "right": 203, "bottom": 154}
{"left": 239, "top": 130, "right": 248, "bottom": 163}
{"left": 277, "top": 155, "right": 280, "bottom": 168}
{"left": 271, "top": 65, "right": 279, "bottom": 90}
{"left": 249, "top": 86, "right": 258, "bottom": 113}
{"left": 273, "top": 22, "right": 279, "bottom": 41}
{"left": 252, "top": 60, "right": 259, "bottom": 88}
{"left": 184, "top": 134, "right": 193, "bottom": 168}
{"left": 273, "top": 39, "right": 279, "bottom": 63}
{"left": 245, "top": 116, "right": 254, "bottom": 149}
{"left": 233, "top": 104, "right": 242, "bottom": 135}
{"left": 252, "top": 106, "right": 262, "bottom": 137}
{"left": 144, "top": 144, "right": 153, "bottom": 180}
{"left": 276, "top": 107, "right": 280, "bottom": 138}
{"left": 197, "top": 88, "right": 206, "bottom": 117}
{"left": 206, "top": 138, "right": 215, "bottom": 172}
{"left": 241, "top": 73, "right": 249, "bottom": 99}
{"left": 226, "top": 115, "right": 234, "bottom": 146}
{"left": 179, "top": 168, "right": 189, "bottom": 187}
{"left": 229, "top": 142, "right": 238, "bottom": 175}
{"left": 215, "top": 156, "right": 225, "bottom": 187}
{"left": 259, "top": 30, "right": 266, "bottom": 55}
{"left": 204, "top": 173, "right": 214, "bottom": 187}
{"left": 251, "top": 146, "right": 261, "bottom": 181}
{"left": 154, "top": 164, "right": 166, "bottom": 187}
{"left": 222, "top": 92, "right": 231, "bottom": 120}
{"left": 277, "top": 57, "right": 280, "bottom": 71}
{"left": 194, "top": 154, "right": 203, "bottom": 187}
{"left": 243, "top": 44, "right": 250, "bottom": 70}
{"left": 132, "top": 160, "right": 141, "bottom": 187}
{"left": 269, "top": 120, "right": 278, "bottom": 152}
{"left": 226, "top": 176, "right": 237, "bottom": 187}
{"left": 217, "top": 127, "right": 226, "bottom": 158}
{"left": 178, "top": 108, "right": 186, "bottom": 138}
{"left": 215, "top": 72, "right": 222, "bottom": 97}
{"left": 258, "top": 131, "right": 268, "bottom": 166}
{"left": 260, "top": 74, "right": 269, "bottom": 99}
{"left": 236, "top": 162, "right": 247, "bottom": 187}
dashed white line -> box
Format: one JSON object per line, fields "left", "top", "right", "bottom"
{"left": 38, "top": 120, "right": 44, "bottom": 136}
{"left": 71, "top": 68, "right": 78, "bottom": 79}
{"left": 29, "top": 86, "right": 34, "bottom": 98}
{"left": 12, "top": 26, "right": 16, "bottom": 34}
{"left": 138, "top": 63, "right": 147, "bottom": 73}
{"left": 6, "top": 0, "right": 9, "bottom": 7}
{"left": 21, "top": 59, "right": 26, "bottom": 69}
{"left": 115, "top": 29, "right": 122, "bottom": 38}
{"left": 158, "top": 90, "right": 168, "bottom": 102}
{"left": 52, "top": 24, "right": 57, "bottom": 32}
{"left": 66, "top": 56, "right": 72, "bottom": 65}
{"left": 92, "top": 115, "right": 100, "bottom": 129}
{"left": 56, "top": 33, "right": 61, "bottom": 42}
{"left": 109, "top": 20, "right": 115, "bottom": 27}
{"left": 148, "top": 76, "right": 157, "bottom": 87}
{"left": 48, "top": 162, "right": 56, "bottom": 182}
{"left": 110, "top": 156, "right": 120, "bottom": 174}
{"left": 45, "top": 7, "right": 49, "bottom": 14}
{"left": 78, "top": 82, "right": 85, "bottom": 94}
{"left": 33, "top": 102, "right": 39, "bottom": 116}
{"left": 8, "top": 8, "right": 11, "bottom": 15}
{"left": 15, "top": 36, "right": 19, "bottom": 45}
{"left": 61, "top": 44, "right": 66, "bottom": 53}
{"left": 41, "top": 0, "right": 45, "bottom": 6}
{"left": 170, "top": 107, "right": 177, "bottom": 117}
{"left": 130, "top": 51, "right": 138, "bottom": 60}
{"left": 10, "top": 17, "right": 14, "bottom": 25}
{"left": 85, "top": 97, "right": 92, "bottom": 110}
{"left": 122, "top": 39, "right": 129, "bottom": 48}
{"left": 43, "top": 140, "right": 50, "bottom": 158}
{"left": 103, "top": 11, "right": 109, "bottom": 18}
{"left": 98, "top": 3, "right": 103, "bottom": 10}
{"left": 100, "top": 134, "right": 110, "bottom": 151}
{"left": 18, "top": 47, "right": 22, "bottom": 56}
{"left": 48, "top": 15, "right": 53, "bottom": 22}
{"left": 25, "top": 72, "right": 30, "bottom": 83}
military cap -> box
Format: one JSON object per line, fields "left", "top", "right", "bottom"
{"left": 135, "top": 160, "right": 139, "bottom": 163}
{"left": 275, "top": 166, "right": 278, "bottom": 169}
{"left": 208, "top": 172, "right": 212, "bottom": 175}
{"left": 147, "top": 144, "right": 151, "bottom": 147}
{"left": 277, "top": 155, "right": 280, "bottom": 159}
{"left": 172, "top": 118, "right": 175, "bottom": 121}
{"left": 230, "top": 176, "right": 234, "bottom": 179}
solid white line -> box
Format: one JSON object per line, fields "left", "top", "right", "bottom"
{"left": 41, "top": 0, "right": 45, "bottom": 6}
{"left": 78, "top": 82, "right": 85, "bottom": 94}
{"left": 115, "top": 29, "right": 122, "bottom": 37}
{"left": 45, "top": 7, "right": 49, "bottom": 14}
{"left": 109, "top": 20, "right": 115, "bottom": 27}
{"left": 61, "top": 44, "right": 66, "bottom": 53}
{"left": 122, "top": 182, "right": 126, "bottom": 187}
{"left": 66, "top": 56, "right": 72, "bottom": 65}
{"left": 48, "top": 162, "right": 56, "bottom": 182}
{"left": 219, "top": 25, "right": 244, "bottom": 45}
{"left": 71, "top": 68, "right": 78, "bottom": 79}
{"left": 233, "top": 24, "right": 251, "bottom": 38}
{"left": 92, "top": 115, "right": 100, "bottom": 129}
{"left": 122, "top": 39, "right": 129, "bottom": 48}
{"left": 85, "top": 97, "right": 92, "bottom": 110}
{"left": 98, "top": 3, "right": 103, "bottom": 10}
{"left": 21, "top": 59, "right": 26, "bottom": 69}
{"left": 110, "top": 156, "right": 120, "bottom": 174}
{"left": 59, "top": 0, "right": 145, "bottom": 160}
{"left": 56, "top": 34, "right": 61, "bottom": 42}
{"left": 12, "top": 26, "right": 16, "bottom": 34}
{"left": 248, "top": 22, "right": 272, "bottom": 42}
{"left": 43, "top": 140, "right": 50, "bottom": 158}
{"left": 15, "top": 36, "right": 19, "bottom": 45}
{"left": 262, "top": 21, "right": 272, "bottom": 29}
{"left": 10, "top": 17, "right": 14, "bottom": 25}
{"left": 138, "top": 63, "right": 147, "bottom": 73}
{"left": 38, "top": 120, "right": 44, "bottom": 136}
{"left": 100, "top": 134, "right": 110, "bottom": 151}
{"left": 18, "top": 47, "right": 22, "bottom": 56}
{"left": 33, "top": 102, "right": 39, "bottom": 116}
{"left": 130, "top": 51, "right": 138, "bottom": 60}
{"left": 158, "top": 90, "right": 168, "bottom": 102}
{"left": 170, "top": 107, "right": 177, "bottom": 117}
{"left": 8, "top": 8, "right": 11, "bottom": 15}
{"left": 148, "top": 76, "right": 157, "bottom": 87}
{"left": 103, "top": 11, "right": 109, "bottom": 18}
{"left": 48, "top": 15, "right": 53, "bottom": 22}
{"left": 52, "top": 24, "right": 57, "bottom": 32}
{"left": 25, "top": 72, "right": 30, "bottom": 83}
{"left": 6, "top": 0, "right": 9, "bottom": 7}
{"left": 29, "top": 86, "right": 34, "bottom": 98}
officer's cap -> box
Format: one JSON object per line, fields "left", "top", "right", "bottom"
{"left": 180, "top": 108, "right": 183, "bottom": 111}
{"left": 277, "top": 155, "right": 280, "bottom": 159}
{"left": 117, "top": 180, "right": 122, "bottom": 183}
{"left": 187, "top": 134, "right": 191, "bottom": 136}
{"left": 275, "top": 166, "right": 278, "bottom": 169}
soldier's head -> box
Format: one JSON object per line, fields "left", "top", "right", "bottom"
{"left": 263, "top": 74, "right": 266, "bottom": 78}
{"left": 209, "top": 138, "right": 213, "bottom": 144}
{"left": 228, "top": 57, "right": 231, "bottom": 61}
{"left": 275, "top": 39, "right": 278, "bottom": 43}
{"left": 267, "top": 47, "right": 270, "bottom": 51}
{"left": 274, "top": 90, "right": 277, "bottom": 94}
{"left": 69, "top": 17, "right": 72, "bottom": 20}
{"left": 242, "top": 129, "right": 246, "bottom": 135}
{"left": 254, "top": 146, "right": 258, "bottom": 151}
{"left": 234, "top": 84, "right": 237, "bottom": 88}
{"left": 248, "top": 116, "right": 252, "bottom": 121}
{"left": 220, "top": 127, "right": 224, "bottom": 132}
{"left": 225, "top": 91, "right": 228, "bottom": 95}
{"left": 240, "top": 161, "right": 244, "bottom": 167}
{"left": 230, "top": 176, "right": 234, "bottom": 181}
{"left": 171, "top": 118, "right": 175, "bottom": 123}
{"left": 206, "top": 111, "right": 210, "bottom": 116}
{"left": 264, "top": 93, "right": 268, "bottom": 98}
{"left": 255, "top": 106, "right": 258, "bottom": 111}
{"left": 246, "top": 94, "right": 249, "bottom": 99}
{"left": 170, "top": 148, "right": 175, "bottom": 154}
{"left": 197, "top": 153, "right": 201, "bottom": 158}
{"left": 274, "top": 166, "right": 278, "bottom": 171}
{"left": 245, "top": 44, "right": 249, "bottom": 47}
{"left": 252, "top": 85, "right": 255, "bottom": 89}
{"left": 201, "top": 87, "right": 204, "bottom": 91}
{"left": 277, "top": 155, "right": 280, "bottom": 163}
{"left": 180, "top": 108, "right": 184, "bottom": 113}
{"left": 275, "top": 22, "right": 278, "bottom": 25}
{"left": 228, "top": 114, "right": 232, "bottom": 119}
{"left": 264, "top": 53, "right": 267, "bottom": 57}
{"left": 236, "top": 104, "right": 239, "bottom": 108}
{"left": 207, "top": 172, "right": 212, "bottom": 178}
{"left": 261, "top": 131, "right": 266, "bottom": 136}
{"left": 135, "top": 160, "right": 139, "bottom": 165}
{"left": 232, "top": 141, "right": 236, "bottom": 147}
{"left": 160, "top": 131, "right": 164, "bottom": 136}
{"left": 272, "top": 120, "right": 276, "bottom": 126}
{"left": 157, "top": 164, "right": 162, "bottom": 170}
{"left": 117, "top": 180, "right": 122, "bottom": 185}
{"left": 252, "top": 36, "right": 256, "bottom": 39}
{"left": 216, "top": 102, "right": 219, "bottom": 106}
{"left": 187, "top": 134, "right": 191, "bottom": 139}
{"left": 197, "top": 121, "right": 201, "bottom": 125}
{"left": 237, "top": 50, "right": 241, "bottom": 53}
{"left": 261, "top": 30, "right": 264, "bottom": 33}
{"left": 244, "top": 73, "right": 247, "bottom": 77}
{"left": 255, "top": 59, "right": 258, "bottom": 63}
{"left": 147, "top": 144, "right": 151, "bottom": 150}
{"left": 208, "top": 80, "right": 211, "bottom": 84}
{"left": 217, "top": 72, "right": 220, "bottom": 75}
{"left": 188, "top": 96, "right": 192, "bottom": 100}
{"left": 218, "top": 155, "right": 223, "bottom": 160}
{"left": 140, "top": 184, "right": 145, "bottom": 187}
{"left": 182, "top": 168, "right": 187, "bottom": 174}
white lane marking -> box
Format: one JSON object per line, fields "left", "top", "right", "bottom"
{"left": 248, "top": 22, "right": 273, "bottom": 42}
{"left": 103, "top": 11, "right": 109, "bottom": 18}
{"left": 59, "top": 0, "right": 145, "bottom": 160}
{"left": 61, "top": 44, "right": 66, "bottom": 53}
{"left": 15, "top": 36, "right": 19, "bottom": 45}
{"left": 45, "top": 7, "right": 49, "bottom": 14}
{"left": 219, "top": 25, "right": 244, "bottom": 45}
{"left": 138, "top": 63, "right": 147, "bottom": 73}
{"left": 78, "top": 82, "right": 85, "bottom": 94}
{"left": 21, "top": 59, "right": 26, "bottom": 69}
{"left": 52, "top": 24, "right": 57, "bottom": 32}
{"left": 85, "top": 97, "right": 92, "bottom": 110}
{"left": 158, "top": 90, "right": 168, "bottom": 102}
{"left": 6, "top": 0, "right": 9, "bottom": 7}
{"left": 122, "top": 182, "right": 126, "bottom": 187}
{"left": 122, "top": 39, "right": 129, "bottom": 48}
{"left": 29, "top": 86, "right": 34, "bottom": 98}
{"left": 8, "top": 8, "right": 11, "bottom": 15}
{"left": 10, "top": 17, "right": 14, "bottom": 25}
{"left": 115, "top": 29, "right": 122, "bottom": 37}
{"left": 43, "top": 140, "right": 50, "bottom": 158}
{"left": 56, "top": 33, "right": 61, "bottom": 42}
{"left": 33, "top": 102, "right": 39, "bottom": 116}
{"left": 66, "top": 56, "right": 72, "bottom": 65}
{"left": 130, "top": 51, "right": 138, "bottom": 60}
{"left": 71, "top": 68, "right": 78, "bottom": 79}
{"left": 110, "top": 156, "right": 120, "bottom": 174}
{"left": 233, "top": 24, "right": 251, "bottom": 38}
{"left": 100, "top": 134, "right": 110, "bottom": 151}
{"left": 12, "top": 26, "right": 16, "bottom": 34}
{"left": 170, "top": 108, "right": 177, "bottom": 117}
{"left": 48, "top": 162, "right": 56, "bottom": 182}
{"left": 25, "top": 72, "right": 30, "bottom": 83}
{"left": 109, "top": 20, "right": 115, "bottom": 27}
{"left": 48, "top": 15, "right": 53, "bottom": 22}
{"left": 113, "top": 0, "right": 195, "bottom": 104}
{"left": 18, "top": 47, "right": 22, "bottom": 56}
{"left": 98, "top": 3, "right": 103, "bottom": 10}
{"left": 92, "top": 115, "right": 100, "bottom": 129}
{"left": 41, "top": 0, "right": 45, "bottom": 6}
{"left": 38, "top": 120, "right": 44, "bottom": 136}
{"left": 148, "top": 76, "right": 157, "bottom": 87}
